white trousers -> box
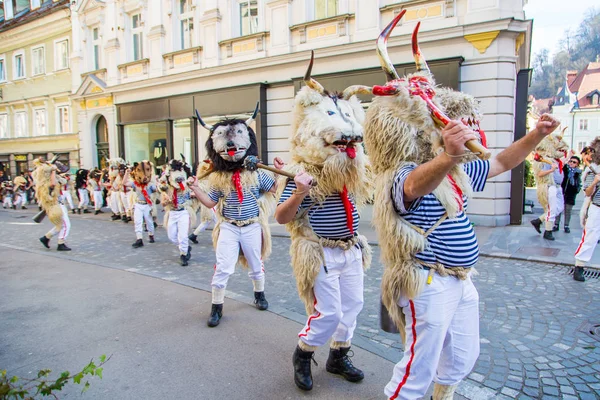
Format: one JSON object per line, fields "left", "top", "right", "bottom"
{"left": 110, "top": 191, "right": 123, "bottom": 214}
{"left": 167, "top": 209, "right": 190, "bottom": 255}
{"left": 46, "top": 204, "right": 70, "bottom": 244}
{"left": 13, "top": 194, "right": 24, "bottom": 207}
{"left": 134, "top": 203, "right": 154, "bottom": 239}
{"left": 120, "top": 192, "right": 131, "bottom": 216}
{"left": 298, "top": 246, "right": 364, "bottom": 347}
{"left": 212, "top": 222, "right": 264, "bottom": 290}
{"left": 3, "top": 195, "right": 12, "bottom": 208}
{"left": 93, "top": 190, "right": 103, "bottom": 211}
{"left": 541, "top": 185, "right": 564, "bottom": 231}
{"left": 77, "top": 189, "right": 89, "bottom": 208}
{"left": 193, "top": 209, "right": 218, "bottom": 235}
{"left": 575, "top": 203, "right": 600, "bottom": 265}
{"left": 384, "top": 271, "right": 480, "bottom": 400}
{"left": 63, "top": 192, "right": 74, "bottom": 209}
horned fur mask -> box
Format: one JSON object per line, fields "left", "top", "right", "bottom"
{"left": 159, "top": 159, "right": 192, "bottom": 192}
{"left": 131, "top": 160, "right": 154, "bottom": 185}
{"left": 534, "top": 129, "right": 569, "bottom": 161}
{"left": 107, "top": 158, "right": 126, "bottom": 179}
{"left": 364, "top": 11, "right": 488, "bottom": 175}
{"left": 196, "top": 105, "right": 260, "bottom": 171}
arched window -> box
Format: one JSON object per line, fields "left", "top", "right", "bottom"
{"left": 592, "top": 93, "right": 600, "bottom": 106}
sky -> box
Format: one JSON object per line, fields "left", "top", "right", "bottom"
{"left": 524, "top": 0, "right": 598, "bottom": 59}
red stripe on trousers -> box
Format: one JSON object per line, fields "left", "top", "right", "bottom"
{"left": 575, "top": 228, "right": 587, "bottom": 256}
{"left": 299, "top": 298, "right": 320, "bottom": 338}
{"left": 390, "top": 300, "right": 417, "bottom": 400}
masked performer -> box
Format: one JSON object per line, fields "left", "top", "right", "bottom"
{"left": 107, "top": 159, "right": 126, "bottom": 220}
{"left": 362, "top": 14, "right": 561, "bottom": 400}
{"left": 123, "top": 161, "right": 157, "bottom": 248}
{"left": 88, "top": 168, "right": 105, "bottom": 215}
{"left": 33, "top": 157, "right": 72, "bottom": 251}
{"left": 273, "top": 53, "right": 372, "bottom": 391}
{"left": 115, "top": 164, "right": 132, "bottom": 223}
{"left": 60, "top": 172, "right": 76, "bottom": 213}
{"left": 12, "top": 176, "right": 27, "bottom": 209}
{"left": 75, "top": 169, "right": 90, "bottom": 214}
{"left": 530, "top": 134, "right": 569, "bottom": 240}
{"left": 574, "top": 137, "right": 600, "bottom": 282}
{"left": 158, "top": 159, "right": 196, "bottom": 266}
{"left": 2, "top": 180, "right": 14, "bottom": 209}
{"left": 189, "top": 106, "right": 276, "bottom": 328}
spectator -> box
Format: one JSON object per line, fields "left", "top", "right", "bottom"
{"left": 0, "top": 170, "right": 8, "bottom": 184}
{"left": 581, "top": 146, "right": 595, "bottom": 168}
{"left": 554, "top": 156, "right": 582, "bottom": 233}
{"left": 23, "top": 170, "right": 35, "bottom": 205}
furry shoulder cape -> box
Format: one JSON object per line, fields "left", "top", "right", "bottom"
{"left": 208, "top": 170, "right": 276, "bottom": 268}
{"left": 275, "top": 162, "right": 372, "bottom": 315}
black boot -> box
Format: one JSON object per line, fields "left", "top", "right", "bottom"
{"left": 153, "top": 221, "right": 158, "bottom": 229}
{"left": 149, "top": 235, "right": 155, "bottom": 243}
{"left": 254, "top": 291, "right": 269, "bottom": 311}
{"left": 39, "top": 236, "right": 50, "bottom": 249}
{"left": 573, "top": 266, "right": 586, "bottom": 282}
{"left": 57, "top": 243, "right": 71, "bottom": 251}
{"left": 326, "top": 347, "right": 364, "bottom": 382}
{"left": 530, "top": 218, "right": 542, "bottom": 234}
{"left": 111, "top": 214, "right": 120, "bottom": 220}
{"left": 94, "top": 210, "right": 100, "bottom": 215}
{"left": 77, "top": 208, "right": 82, "bottom": 214}
{"left": 207, "top": 304, "right": 223, "bottom": 327}
{"left": 180, "top": 254, "right": 188, "bottom": 267}
{"left": 552, "top": 224, "right": 559, "bottom": 232}
{"left": 122, "top": 215, "right": 129, "bottom": 223}
{"left": 293, "top": 345, "right": 315, "bottom": 391}
{"left": 83, "top": 209, "right": 90, "bottom": 214}
{"left": 21, "top": 206, "right": 27, "bottom": 210}
{"left": 132, "top": 239, "right": 144, "bottom": 248}
{"left": 72, "top": 209, "right": 77, "bottom": 214}
{"left": 189, "top": 233, "right": 198, "bottom": 244}
{"left": 543, "top": 230, "right": 555, "bottom": 241}
{"left": 185, "top": 246, "right": 192, "bottom": 261}
{"left": 564, "top": 226, "right": 571, "bottom": 233}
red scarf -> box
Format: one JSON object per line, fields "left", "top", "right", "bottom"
{"left": 232, "top": 170, "right": 243, "bottom": 203}
{"left": 555, "top": 159, "right": 564, "bottom": 174}
{"left": 172, "top": 182, "right": 186, "bottom": 208}
{"left": 134, "top": 181, "right": 152, "bottom": 205}
{"left": 447, "top": 174, "right": 464, "bottom": 211}
{"left": 340, "top": 185, "right": 354, "bottom": 234}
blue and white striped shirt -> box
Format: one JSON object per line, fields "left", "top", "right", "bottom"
{"left": 208, "top": 171, "right": 275, "bottom": 221}
{"left": 278, "top": 181, "right": 360, "bottom": 240}
{"left": 392, "top": 160, "right": 490, "bottom": 268}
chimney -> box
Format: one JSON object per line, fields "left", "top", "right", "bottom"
{"left": 567, "top": 70, "right": 578, "bottom": 88}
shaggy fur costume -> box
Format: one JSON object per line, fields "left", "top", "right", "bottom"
{"left": 277, "top": 82, "right": 373, "bottom": 315}
{"left": 364, "top": 74, "right": 485, "bottom": 341}
{"left": 531, "top": 134, "right": 569, "bottom": 210}
{"left": 32, "top": 159, "right": 66, "bottom": 230}
{"left": 159, "top": 159, "right": 197, "bottom": 228}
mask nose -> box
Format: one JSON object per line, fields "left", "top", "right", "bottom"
{"left": 175, "top": 176, "right": 184, "bottom": 183}
{"left": 226, "top": 141, "right": 235, "bottom": 148}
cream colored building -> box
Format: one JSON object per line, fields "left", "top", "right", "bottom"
{"left": 0, "top": 0, "right": 79, "bottom": 177}
{"left": 72, "top": 0, "right": 532, "bottom": 226}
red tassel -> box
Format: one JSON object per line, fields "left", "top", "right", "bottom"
{"left": 479, "top": 129, "right": 487, "bottom": 148}
{"left": 340, "top": 185, "right": 354, "bottom": 234}
{"left": 232, "top": 170, "right": 244, "bottom": 203}
{"left": 447, "top": 174, "right": 464, "bottom": 211}
{"left": 134, "top": 182, "right": 152, "bottom": 205}
{"left": 172, "top": 188, "right": 178, "bottom": 208}
{"left": 556, "top": 159, "right": 563, "bottom": 174}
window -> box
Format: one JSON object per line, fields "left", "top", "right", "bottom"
{"left": 55, "top": 39, "right": 69, "bottom": 70}
{"left": 131, "top": 13, "right": 143, "bottom": 61}
{"left": 34, "top": 109, "right": 47, "bottom": 136}
{"left": 31, "top": 0, "right": 40, "bottom": 9}
{"left": 12, "top": 0, "right": 29, "bottom": 15}
{"left": 179, "top": 0, "right": 194, "bottom": 49}
{"left": 0, "top": 57, "right": 5, "bottom": 82}
{"left": 14, "top": 111, "right": 27, "bottom": 137}
{"left": 592, "top": 94, "right": 600, "bottom": 106}
{"left": 57, "top": 106, "right": 69, "bottom": 134}
{"left": 314, "top": 0, "right": 337, "bottom": 19}
{"left": 32, "top": 46, "right": 45, "bottom": 75}
{"left": 579, "top": 119, "right": 588, "bottom": 131}
{"left": 92, "top": 28, "right": 101, "bottom": 70}
{"left": 578, "top": 142, "right": 587, "bottom": 153}
{"left": 0, "top": 114, "right": 8, "bottom": 139}
{"left": 239, "top": 1, "right": 258, "bottom": 36}
{"left": 13, "top": 52, "right": 24, "bottom": 79}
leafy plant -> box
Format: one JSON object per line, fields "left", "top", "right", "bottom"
{"left": 524, "top": 159, "right": 535, "bottom": 188}
{"left": 0, "top": 355, "right": 110, "bottom": 400}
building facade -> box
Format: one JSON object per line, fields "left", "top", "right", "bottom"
{"left": 72, "top": 0, "right": 532, "bottom": 226}
{"left": 552, "top": 62, "right": 600, "bottom": 153}
{"left": 0, "top": 0, "right": 79, "bottom": 177}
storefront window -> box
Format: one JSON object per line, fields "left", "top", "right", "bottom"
{"left": 173, "top": 119, "right": 192, "bottom": 165}
{"left": 124, "top": 122, "right": 168, "bottom": 174}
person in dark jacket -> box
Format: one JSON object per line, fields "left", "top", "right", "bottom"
{"left": 554, "top": 155, "right": 582, "bottom": 233}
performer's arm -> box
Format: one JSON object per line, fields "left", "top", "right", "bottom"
{"left": 188, "top": 177, "right": 218, "bottom": 208}
{"left": 537, "top": 164, "right": 557, "bottom": 178}
{"left": 50, "top": 170, "right": 57, "bottom": 188}
{"left": 584, "top": 174, "right": 600, "bottom": 197}
{"left": 275, "top": 172, "right": 313, "bottom": 224}
{"left": 488, "top": 114, "right": 560, "bottom": 179}
{"left": 403, "top": 121, "right": 477, "bottom": 203}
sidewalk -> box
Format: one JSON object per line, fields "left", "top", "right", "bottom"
{"left": 269, "top": 188, "right": 600, "bottom": 268}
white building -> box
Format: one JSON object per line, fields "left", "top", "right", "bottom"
{"left": 71, "top": 0, "right": 532, "bottom": 226}
{"left": 552, "top": 62, "right": 600, "bottom": 153}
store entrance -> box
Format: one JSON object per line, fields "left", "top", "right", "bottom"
{"left": 124, "top": 121, "right": 168, "bottom": 174}
{"left": 96, "top": 116, "right": 110, "bottom": 170}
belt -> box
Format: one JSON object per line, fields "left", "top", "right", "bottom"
{"left": 136, "top": 201, "right": 149, "bottom": 205}
{"left": 318, "top": 234, "right": 360, "bottom": 250}
{"left": 226, "top": 218, "right": 258, "bottom": 227}
{"left": 172, "top": 208, "right": 186, "bottom": 212}
{"left": 592, "top": 203, "right": 600, "bottom": 208}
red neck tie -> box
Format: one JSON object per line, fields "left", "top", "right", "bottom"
{"left": 447, "top": 174, "right": 464, "bottom": 211}
{"left": 556, "top": 159, "right": 564, "bottom": 174}
{"left": 340, "top": 185, "right": 354, "bottom": 234}
{"left": 232, "top": 170, "right": 244, "bottom": 204}
{"left": 134, "top": 182, "right": 152, "bottom": 204}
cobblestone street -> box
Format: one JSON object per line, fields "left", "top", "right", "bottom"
{"left": 1, "top": 208, "right": 599, "bottom": 399}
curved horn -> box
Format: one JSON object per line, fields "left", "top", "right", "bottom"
{"left": 377, "top": 10, "right": 405, "bottom": 81}
{"left": 342, "top": 85, "right": 373, "bottom": 100}
{"left": 304, "top": 51, "right": 325, "bottom": 94}
{"left": 412, "top": 21, "right": 430, "bottom": 74}
{"left": 245, "top": 102, "right": 259, "bottom": 126}
{"left": 195, "top": 109, "right": 213, "bottom": 131}
{"left": 49, "top": 154, "right": 60, "bottom": 164}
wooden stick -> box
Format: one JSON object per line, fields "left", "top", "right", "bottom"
{"left": 255, "top": 162, "right": 318, "bottom": 186}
